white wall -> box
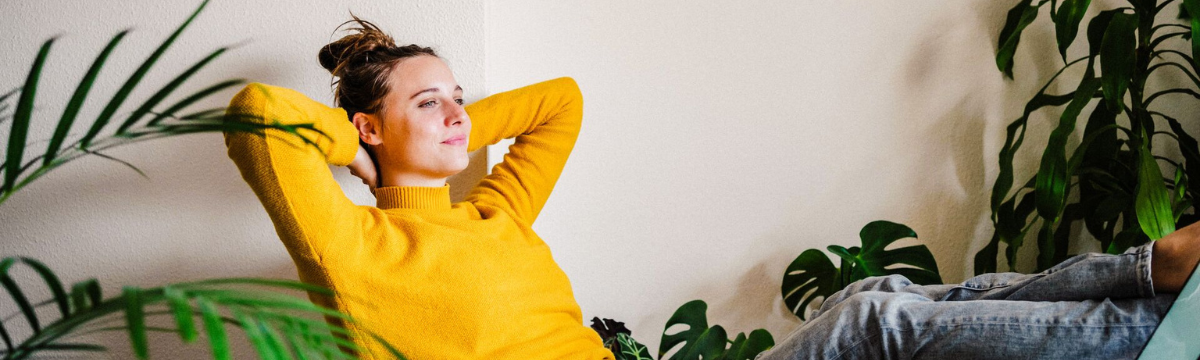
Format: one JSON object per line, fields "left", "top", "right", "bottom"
{"left": 486, "top": 0, "right": 1198, "bottom": 354}
{"left": 3, "top": 0, "right": 1199, "bottom": 358}
{"left": 0, "top": 1, "right": 484, "bottom": 358}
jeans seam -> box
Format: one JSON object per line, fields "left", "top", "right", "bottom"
{"left": 885, "top": 321, "right": 1162, "bottom": 330}
{"left": 1138, "top": 244, "right": 1155, "bottom": 298}
{"left": 830, "top": 330, "right": 882, "bottom": 360}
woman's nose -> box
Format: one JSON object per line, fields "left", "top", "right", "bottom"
{"left": 446, "top": 104, "right": 468, "bottom": 126}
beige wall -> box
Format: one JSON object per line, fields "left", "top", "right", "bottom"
{"left": 2, "top": 0, "right": 1198, "bottom": 358}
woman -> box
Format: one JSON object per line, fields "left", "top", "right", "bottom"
{"left": 224, "top": 17, "right": 1200, "bottom": 360}
{"left": 224, "top": 18, "right": 612, "bottom": 359}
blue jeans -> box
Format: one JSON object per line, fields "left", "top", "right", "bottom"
{"left": 759, "top": 244, "right": 1177, "bottom": 360}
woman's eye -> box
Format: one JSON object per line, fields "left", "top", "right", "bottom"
{"left": 419, "top": 99, "right": 437, "bottom": 108}
{"left": 455, "top": 98, "right": 464, "bottom": 105}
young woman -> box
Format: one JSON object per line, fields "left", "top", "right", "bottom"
{"left": 224, "top": 17, "right": 1200, "bottom": 360}
{"left": 224, "top": 18, "right": 611, "bottom": 359}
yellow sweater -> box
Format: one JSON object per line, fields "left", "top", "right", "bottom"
{"left": 224, "top": 77, "right": 614, "bottom": 360}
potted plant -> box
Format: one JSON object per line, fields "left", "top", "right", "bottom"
{"left": 977, "top": 0, "right": 1200, "bottom": 274}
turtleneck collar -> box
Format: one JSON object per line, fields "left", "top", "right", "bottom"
{"left": 374, "top": 184, "right": 452, "bottom": 210}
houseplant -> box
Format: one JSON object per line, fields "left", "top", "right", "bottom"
{"left": 778, "top": 221, "right": 942, "bottom": 321}
{"left": 1, "top": 1, "right": 403, "bottom": 359}
{"left": 977, "top": 0, "right": 1200, "bottom": 274}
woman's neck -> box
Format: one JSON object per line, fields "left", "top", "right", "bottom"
{"left": 381, "top": 171, "right": 448, "bottom": 188}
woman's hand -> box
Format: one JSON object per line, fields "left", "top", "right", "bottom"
{"left": 348, "top": 146, "right": 378, "bottom": 194}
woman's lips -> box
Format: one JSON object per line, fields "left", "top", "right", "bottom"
{"left": 442, "top": 135, "right": 466, "bottom": 146}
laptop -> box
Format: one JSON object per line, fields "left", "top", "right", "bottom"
{"left": 1137, "top": 260, "right": 1200, "bottom": 359}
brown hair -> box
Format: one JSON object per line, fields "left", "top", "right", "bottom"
{"left": 318, "top": 15, "right": 438, "bottom": 117}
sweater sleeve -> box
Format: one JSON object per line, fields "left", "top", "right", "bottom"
{"left": 463, "top": 77, "right": 583, "bottom": 224}
{"left": 223, "top": 83, "right": 365, "bottom": 260}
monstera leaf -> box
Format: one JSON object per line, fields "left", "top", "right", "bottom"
{"left": 659, "top": 300, "right": 773, "bottom": 360}
{"left": 659, "top": 300, "right": 725, "bottom": 360}
{"left": 781, "top": 221, "right": 943, "bottom": 320}
{"left": 780, "top": 249, "right": 843, "bottom": 320}
{"left": 717, "top": 330, "right": 774, "bottom": 360}
{"left": 829, "top": 221, "right": 943, "bottom": 285}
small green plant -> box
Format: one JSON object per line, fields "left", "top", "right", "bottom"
{"left": 779, "top": 221, "right": 942, "bottom": 320}
{"left": 657, "top": 301, "right": 773, "bottom": 360}
{"left": 978, "top": 0, "right": 1200, "bottom": 274}
{"left": 591, "top": 300, "right": 774, "bottom": 360}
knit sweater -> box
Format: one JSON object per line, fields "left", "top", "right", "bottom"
{"left": 223, "top": 77, "right": 614, "bottom": 360}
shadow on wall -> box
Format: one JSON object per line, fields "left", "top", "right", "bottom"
{"left": 696, "top": 0, "right": 1070, "bottom": 337}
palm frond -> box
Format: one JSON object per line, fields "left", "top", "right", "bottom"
{"left": 0, "top": 0, "right": 321, "bottom": 206}
{"left": 46, "top": 30, "right": 128, "bottom": 165}
{"left": 80, "top": 0, "right": 210, "bottom": 148}
{"left": 0, "top": 256, "right": 407, "bottom": 360}
{"left": 4, "top": 38, "right": 54, "bottom": 194}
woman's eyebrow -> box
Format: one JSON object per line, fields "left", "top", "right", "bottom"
{"left": 409, "top": 85, "right": 464, "bottom": 99}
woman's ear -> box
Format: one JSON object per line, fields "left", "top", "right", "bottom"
{"left": 352, "top": 112, "right": 384, "bottom": 146}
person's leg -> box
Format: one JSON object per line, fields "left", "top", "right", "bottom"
{"left": 806, "top": 242, "right": 1156, "bottom": 322}
{"left": 762, "top": 289, "right": 1174, "bottom": 360}
{"left": 761, "top": 238, "right": 1191, "bottom": 360}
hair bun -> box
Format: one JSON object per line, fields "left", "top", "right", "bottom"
{"left": 318, "top": 15, "right": 398, "bottom": 76}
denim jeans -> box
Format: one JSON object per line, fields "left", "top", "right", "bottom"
{"left": 759, "top": 243, "right": 1177, "bottom": 360}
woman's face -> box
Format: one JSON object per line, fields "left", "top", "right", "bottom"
{"left": 371, "top": 55, "right": 471, "bottom": 183}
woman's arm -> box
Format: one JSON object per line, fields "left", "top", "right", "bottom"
{"left": 223, "top": 83, "right": 365, "bottom": 260}
{"left": 463, "top": 77, "right": 583, "bottom": 224}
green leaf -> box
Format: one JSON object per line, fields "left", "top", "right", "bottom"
{"left": 1099, "top": 12, "right": 1139, "bottom": 111}
{"left": 147, "top": 79, "right": 246, "bottom": 126}
{"left": 277, "top": 319, "right": 315, "bottom": 360}
{"left": 991, "top": 88, "right": 1079, "bottom": 218}
{"left": 839, "top": 221, "right": 942, "bottom": 285}
{"left": 5, "top": 38, "right": 54, "bottom": 193}
{"left": 80, "top": 0, "right": 210, "bottom": 148}
{"left": 123, "top": 286, "right": 149, "bottom": 359}
{"left": 721, "top": 330, "right": 773, "bottom": 360}
{"left": 1162, "top": 113, "right": 1200, "bottom": 207}
{"left": 364, "top": 331, "right": 408, "bottom": 360}
{"left": 659, "top": 300, "right": 717, "bottom": 360}
{"left": 780, "top": 249, "right": 841, "bottom": 320}
{"left": 164, "top": 286, "right": 199, "bottom": 343}
{"left": 1035, "top": 221, "right": 1058, "bottom": 271}
{"left": 1185, "top": 0, "right": 1200, "bottom": 69}
{"left": 1135, "top": 130, "right": 1176, "bottom": 240}
{"left": 176, "top": 277, "right": 334, "bottom": 296}
{"left": 1006, "top": 190, "right": 1039, "bottom": 271}
{"left": 1035, "top": 77, "right": 1102, "bottom": 219}
{"left": 997, "top": 0, "right": 1040, "bottom": 78}
{"left": 612, "top": 333, "right": 653, "bottom": 360}
{"left": 0, "top": 258, "right": 41, "bottom": 334}
{"left": 0, "top": 314, "right": 12, "bottom": 354}
{"left": 1108, "top": 226, "right": 1145, "bottom": 254}
{"left": 1055, "top": 0, "right": 1092, "bottom": 60}
{"left": 45, "top": 30, "right": 128, "bottom": 165}
{"left": 30, "top": 342, "right": 106, "bottom": 353}
{"left": 676, "top": 325, "right": 727, "bottom": 360}
{"left": 974, "top": 232, "right": 1002, "bottom": 275}
{"left": 182, "top": 289, "right": 348, "bottom": 320}
{"left": 69, "top": 278, "right": 102, "bottom": 314}
{"left": 233, "top": 310, "right": 279, "bottom": 360}
{"left": 116, "top": 47, "right": 229, "bottom": 134}
{"left": 255, "top": 315, "right": 289, "bottom": 360}
{"left": 197, "top": 297, "right": 232, "bottom": 360}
